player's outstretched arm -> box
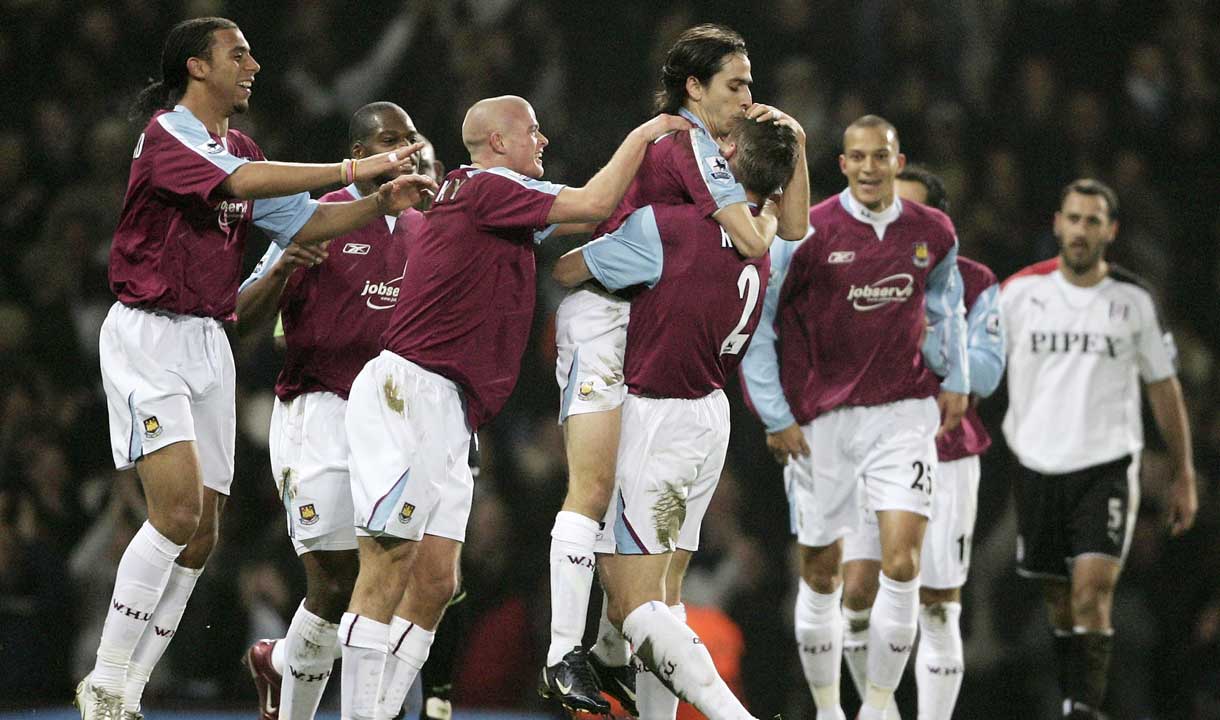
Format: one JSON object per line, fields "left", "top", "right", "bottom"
{"left": 291, "top": 173, "right": 436, "bottom": 248}
{"left": 220, "top": 143, "right": 425, "bottom": 200}
{"left": 1146, "top": 376, "right": 1198, "bottom": 535}
{"left": 553, "top": 247, "right": 592, "bottom": 287}
{"left": 745, "top": 103, "right": 810, "bottom": 241}
{"left": 546, "top": 114, "right": 691, "bottom": 224}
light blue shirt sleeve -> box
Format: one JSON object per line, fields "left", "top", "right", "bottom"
{"left": 688, "top": 127, "right": 749, "bottom": 210}
{"left": 252, "top": 192, "right": 319, "bottom": 249}
{"left": 158, "top": 107, "right": 249, "bottom": 175}
{"left": 964, "top": 283, "right": 1005, "bottom": 397}
{"left": 925, "top": 241, "right": 969, "bottom": 394}
{"left": 922, "top": 282, "right": 1005, "bottom": 397}
{"left": 238, "top": 241, "right": 284, "bottom": 294}
{"left": 581, "top": 206, "right": 664, "bottom": 291}
{"left": 740, "top": 238, "right": 801, "bottom": 432}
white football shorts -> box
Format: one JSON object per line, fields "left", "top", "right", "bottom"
{"left": 346, "top": 351, "right": 474, "bottom": 543}
{"left": 842, "top": 455, "right": 980, "bottom": 589}
{"left": 100, "top": 302, "right": 236, "bottom": 494}
{"left": 555, "top": 285, "right": 629, "bottom": 422}
{"left": 785, "top": 397, "right": 939, "bottom": 548}
{"left": 596, "top": 390, "right": 730, "bottom": 555}
{"left": 270, "top": 391, "right": 358, "bottom": 555}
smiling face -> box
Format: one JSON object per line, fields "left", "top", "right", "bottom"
{"left": 1055, "top": 191, "right": 1117, "bottom": 275}
{"left": 353, "top": 108, "right": 421, "bottom": 183}
{"left": 198, "top": 28, "right": 260, "bottom": 115}
{"left": 840, "top": 124, "right": 905, "bottom": 211}
{"left": 686, "top": 52, "right": 753, "bottom": 138}
{"left": 498, "top": 100, "right": 548, "bottom": 178}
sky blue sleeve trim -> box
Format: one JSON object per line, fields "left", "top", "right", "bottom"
{"left": 158, "top": 110, "right": 249, "bottom": 175}
{"left": 480, "top": 166, "right": 565, "bottom": 195}
{"left": 239, "top": 241, "right": 285, "bottom": 294}
{"left": 690, "top": 129, "right": 748, "bottom": 210}
{"left": 965, "top": 283, "right": 1005, "bottom": 397}
{"left": 252, "top": 192, "right": 319, "bottom": 248}
{"left": 740, "top": 240, "right": 799, "bottom": 432}
{"left": 925, "top": 242, "right": 969, "bottom": 394}
{"left": 582, "top": 206, "right": 664, "bottom": 291}
{"left": 534, "top": 223, "right": 559, "bottom": 245}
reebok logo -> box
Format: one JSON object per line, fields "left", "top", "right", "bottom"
{"left": 343, "top": 243, "right": 371, "bottom": 255}
{"left": 828, "top": 250, "right": 856, "bottom": 264}
{"left": 847, "top": 273, "right": 914, "bottom": 311}
{"left": 362, "top": 275, "right": 404, "bottom": 310}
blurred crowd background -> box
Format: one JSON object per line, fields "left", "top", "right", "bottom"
{"left": 1, "top": 1, "right": 1218, "bottom": 718}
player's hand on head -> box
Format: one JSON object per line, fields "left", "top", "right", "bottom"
{"left": 935, "top": 390, "right": 968, "bottom": 438}
{"left": 766, "top": 423, "right": 810, "bottom": 465}
{"left": 357, "top": 142, "right": 428, "bottom": 182}
{"left": 1167, "top": 466, "right": 1198, "bottom": 536}
{"left": 376, "top": 173, "right": 439, "bottom": 214}
{"left": 746, "top": 103, "right": 806, "bottom": 143}
{"left": 638, "top": 113, "right": 693, "bottom": 142}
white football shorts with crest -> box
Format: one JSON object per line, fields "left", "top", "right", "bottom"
{"left": 555, "top": 285, "right": 630, "bottom": 421}
{"left": 100, "top": 302, "right": 236, "bottom": 494}
{"left": 270, "top": 391, "right": 358, "bottom": 555}
{"left": 345, "top": 351, "right": 474, "bottom": 542}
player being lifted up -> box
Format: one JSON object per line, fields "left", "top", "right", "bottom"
{"left": 544, "top": 23, "right": 810, "bottom": 713}
{"left": 337, "top": 95, "right": 690, "bottom": 720}
{"left": 835, "top": 166, "right": 1006, "bottom": 720}
{"left": 552, "top": 116, "right": 801, "bottom": 720}
{"left": 79, "top": 17, "right": 431, "bottom": 720}
{"left": 740, "top": 116, "right": 969, "bottom": 720}
{"left": 235, "top": 102, "right": 427, "bottom": 720}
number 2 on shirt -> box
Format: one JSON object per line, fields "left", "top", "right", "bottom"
{"left": 720, "top": 265, "right": 760, "bottom": 355}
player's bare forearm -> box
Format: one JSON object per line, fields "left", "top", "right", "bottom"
{"left": 221, "top": 145, "right": 424, "bottom": 200}
{"left": 552, "top": 249, "right": 593, "bottom": 287}
{"left": 775, "top": 148, "right": 810, "bottom": 241}
{"left": 1147, "top": 376, "right": 1194, "bottom": 474}
{"left": 547, "top": 114, "right": 691, "bottom": 224}
{"left": 236, "top": 256, "right": 303, "bottom": 339}
{"left": 714, "top": 202, "right": 776, "bottom": 258}
{"left": 292, "top": 174, "right": 435, "bottom": 247}
{"left": 1146, "top": 376, "right": 1198, "bottom": 533}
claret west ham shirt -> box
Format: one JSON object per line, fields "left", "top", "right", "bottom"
{"left": 1000, "top": 259, "right": 1177, "bottom": 474}
{"left": 110, "top": 105, "right": 317, "bottom": 321}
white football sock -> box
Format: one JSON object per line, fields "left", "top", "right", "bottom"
{"left": 92, "top": 521, "right": 185, "bottom": 694}
{"left": 281, "top": 602, "right": 339, "bottom": 720}
{"left": 915, "top": 602, "right": 963, "bottom": 720}
{"left": 864, "top": 574, "right": 919, "bottom": 714}
{"left": 547, "top": 511, "right": 600, "bottom": 665}
{"left": 637, "top": 603, "right": 685, "bottom": 720}
{"left": 794, "top": 581, "right": 846, "bottom": 720}
{"left": 375, "top": 616, "right": 435, "bottom": 720}
{"left": 122, "top": 563, "right": 201, "bottom": 712}
{"left": 591, "top": 592, "right": 631, "bottom": 667}
{"left": 339, "top": 613, "right": 389, "bottom": 720}
{"left": 842, "top": 606, "right": 872, "bottom": 702}
{"left": 271, "top": 636, "right": 287, "bottom": 675}
{"left": 622, "top": 601, "right": 754, "bottom": 720}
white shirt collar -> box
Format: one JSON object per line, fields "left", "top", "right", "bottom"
{"left": 839, "top": 188, "right": 902, "bottom": 240}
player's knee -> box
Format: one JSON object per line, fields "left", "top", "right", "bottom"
{"left": 175, "top": 522, "right": 219, "bottom": 569}
{"left": 564, "top": 472, "right": 615, "bottom": 518}
{"left": 1070, "top": 584, "right": 1114, "bottom": 626}
{"left": 881, "top": 547, "right": 920, "bottom": 582}
{"left": 799, "top": 545, "right": 843, "bottom": 593}
{"left": 155, "top": 503, "right": 203, "bottom": 546}
{"left": 413, "top": 564, "right": 458, "bottom": 610}
{"left": 842, "top": 582, "right": 876, "bottom": 611}
{"left": 920, "top": 586, "right": 960, "bottom": 606}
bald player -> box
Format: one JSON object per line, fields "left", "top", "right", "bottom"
{"left": 336, "top": 96, "right": 689, "bottom": 720}
{"left": 236, "top": 102, "right": 426, "bottom": 720}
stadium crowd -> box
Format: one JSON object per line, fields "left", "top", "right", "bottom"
{"left": 1, "top": 1, "right": 1218, "bottom": 718}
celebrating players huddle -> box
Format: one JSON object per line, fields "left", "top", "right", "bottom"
{"left": 76, "top": 15, "right": 1196, "bottom": 720}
